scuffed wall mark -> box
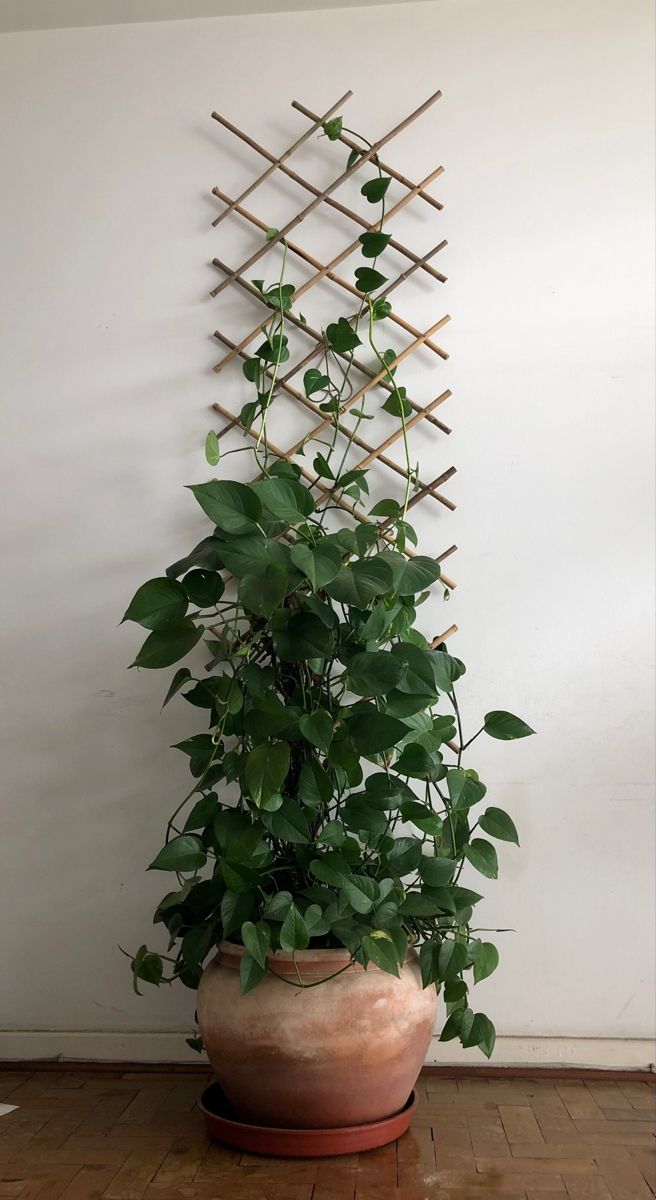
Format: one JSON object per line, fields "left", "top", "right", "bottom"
{"left": 616, "top": 993, "right": 636, "bottom": 1020}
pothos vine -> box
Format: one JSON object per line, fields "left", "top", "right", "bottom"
{"left": 121, "top": 113, "right": 535, "bottom": 1060}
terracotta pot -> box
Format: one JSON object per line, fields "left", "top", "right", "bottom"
{"left": 196, "top": 942, "right": 437, "bottom": 1129}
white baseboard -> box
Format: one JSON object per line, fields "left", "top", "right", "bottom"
{"left": 427, "top": 1035, "right": 655, "bottom": 1070}
{"left": 0, "top": 1030, "right": 653, "bottom": 1070}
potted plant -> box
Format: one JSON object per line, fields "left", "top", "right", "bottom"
{"left": 122, "top": 111, "right": 534, "bottom": 1143}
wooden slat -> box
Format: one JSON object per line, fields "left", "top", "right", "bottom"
{"left": 209, "top": 88, "right": 443, "bottom": 297}
{"left": 291, "top": 97, "right": 445, "bottom": 213}
{"left": 210, "top": 185, "right": 448, "bottom": 353}
{"left": 211, "top": 91, "right": 354, "bottom": 227}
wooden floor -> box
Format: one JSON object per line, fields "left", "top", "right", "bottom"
{"left": 0, "top": 1068, "right": 654, "bottom": 1199}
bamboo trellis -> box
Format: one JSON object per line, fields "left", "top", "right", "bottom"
{"left": 207, "top": 89, "right": 458, "bottom": 629}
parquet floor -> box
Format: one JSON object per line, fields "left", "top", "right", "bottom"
{"left": 0, "top": 1067, "right": 653, "bottom": 1200}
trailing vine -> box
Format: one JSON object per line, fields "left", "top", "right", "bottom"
{"left": 121, "top": 114, "right": 534, "bottom": 1059}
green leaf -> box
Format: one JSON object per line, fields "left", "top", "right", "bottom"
{"left": 241, "top": 920, "right": 270, "bottom": 969}
{"left": 469, "top": 939, "right": 499, "bottom": 984}
{"left": 432, "top": 651, "right": 466, "bottom": 691}
{"left": 244, "top": 742, "right": 290, "bottom": 806}
{"left": 346, "top": 708, "right": 408, "bottom": 755}
{"left": 464, "top": 1012, "right": 496, "bottom": 1058}
{"left": 242, "top": 357, "right": 261, "bottom": 383}
{"left": 446, "top": 769, "right": 487, "bottom": 811}
{"left": 463, "top": 839, "right": 499, "bottom": 880}
{"left": 363, "top": 932, "right": 399, "bottom": 976}
{"left": 419, "top": 856, "right": 458, "bottom": 887}
{"left": 394, "top": 557, "right": 441, "bottom": 597}
{"left": 251, "top": 478, "right": 314, "bottom": 525}
{"left": 361, "top": 176, "right": 392, "bottom": 202}
{"left": 123, "top": 578, "right": 188, "bottom": 630}
{"left": 221, "top": 860, "right": 260, "bottom": 894}
{"left": 183, "top": 569, "right": 224, "bottom": 608}
{"left": 167, "top": 536, "right": 225, "bottom": 579}
{"left": 148, "top": 834, "right": 206, "bottom": 873}
{"left": 290, "top": 541, "right": 342, "bottom": 588}
{"left": 347, "top": 650, "right": 405, "bottom": 697}
{"left": 451, "top": 885, "right": 483, "bottom": 913}
{"left": 303, "top": 593, "right": 338, "bottom": 629}
{"left": 440, "top": 1010, "right": 465, "bottom": 1042}
{"left": 181, "top": 924, "right": 214, "bottom": 972}
{"left": 153, "top": 881, "right": 193, "bottom": 922}
{"left": 419, "top": 939, "right": 441, "bottom": 987}
{"left": 131, "top": 945, "right": 163, "bottom": 995}
{"left": 318, "top": 819, "right": 345, "bottom": 847}
{"left": 173, "top": 730, "right": 217, "bottom": 763}
{"left": 326, "top": 317, "right": 361, "bottom": 353}
{"left": 303, "top": 903, "right": 329, "bottom": 937}
{"left": 313, "top": 453, "right": 335, "bottom": 480}
{"left": 262, "top": 798, "right": 310, "bottom": 843}
{"left": 399, "top": 799, "right": 443, "bottom": 836}
{"left": 280, "top": 903, "right": 309, "bottom": 951}
{"left": 299, "top": 710, "right": 334, "bottom": 753}
{"left": 263, "top": 890, "right": 293, "bottom": 922}
{"left": 484, "top": 710, "right": 535, "bottom": 740}
{"left": 444, "top": 978, "right": 468, "bottom": 1004}
{"left": 394, "top": 744, "right": 443, "bottom": 782}
{"left": 390, "top": 643, "right": 439, "bottom": 697}
{"left": 258, "top": 282, "right": 295, "bottom": 313}
{"left": 341, "top": 875, "right": 379, "bottom": 914}
{"left": 387, "top": 836, "right": 423, "bottom": 874}
{"left": 359, "top": 231, "right": 392, "bottom": 259}
{"left": 298, "top": 758, "right": 333, "bottom": 807}
{"left": 221, "top": 889, "right": 255, "bottom": 938}
{"left": 325, "top": 558, "right": 393, "bottom": 606}
{"left": 183, "top": 792, "right": 218, "bottom": 831}
{"left": 273, "top": 613, "right": 333, "bottom": 662}
{"left": 304, "top": 368, "right": 331, "bottom": 396}
{"left": 323, "top": 116, "right": 343, "bottom": 141}
{"left": 432, "top": 715, "right": 457, "bottom": 744}
{"left": 219, "top": 535, "right": 290, "bottom": 580}
{"left": 188, "top": 481, "right": 262, "bottom": 535}
{"left": 162, "top": 667, "right": 193, "bottom": 708}
{"left": 342, "top": 797, "right": 388, "bottom": 836}
{"left": 256, "top": 332, "right": 290, "bottom": 363}
{"left": 400, "top": 892, "right": 443, "bottom": 917}
{"left": 369, "top": 498, "right": 400, "bottom": 519}
{"left": 438, "top": 939, "right": 468, "bottom": 981}
{"left": 239, "top": 562, "right": 288, "bottom": 619}
{"left": 354, "top": 266, "right": 388, "bottom": 293}
{"left": 372, "top": 297, "right": 392, "bottom": 321}
{"left": 132, "top": 621, "right": 203, "bottom": 669}
{"left": 204, "top": 430, "right": 220, "bottom": 467}
{"left": 310, "top": 852, "right": 351, "bottom": 887}
{"left": 382, "top": 389, "right": 411, "bottom": 418}
{"left": 478, "top": 807, "right": 519, "bottom": 845}
{"left": 240, "top": 950, "right": 267, "bottom": 994}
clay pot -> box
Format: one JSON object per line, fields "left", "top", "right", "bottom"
{"left": 196, "top": 942, "right": 437, "bottom": 1129}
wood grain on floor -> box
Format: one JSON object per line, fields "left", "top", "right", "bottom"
{"left": 0, "top": 1068, "right": 653, "bottom": 1199}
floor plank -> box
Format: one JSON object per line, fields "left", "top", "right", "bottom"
{"left": 0, "top": 1067, "right": 651, "bottom": 1199}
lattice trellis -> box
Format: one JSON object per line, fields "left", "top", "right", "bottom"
{"left": 207, "top": 88, "right": 457, "bottom": 649}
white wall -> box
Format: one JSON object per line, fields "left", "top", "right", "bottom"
{"left": 0, "top": 0, "right": 654, "bottom": 1065}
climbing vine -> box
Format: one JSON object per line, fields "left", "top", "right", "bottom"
{"left": 121, "top": 115, "right": 534, "bottom": 1059}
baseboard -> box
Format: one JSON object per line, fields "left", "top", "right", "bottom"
{"left": 0, "top": 1030, "right": 653, "bottom": 1071}
{"left": 427, "top": 1034, "right": 655, "bottom": 1070}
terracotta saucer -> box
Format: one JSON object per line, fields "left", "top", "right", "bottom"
{"left": 199, "top": 1082, "right": 416, "bottom": 1157}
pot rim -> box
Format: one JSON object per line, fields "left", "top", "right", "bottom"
{"left": 216, "top": 940, "right": 417, "bottom": 974}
